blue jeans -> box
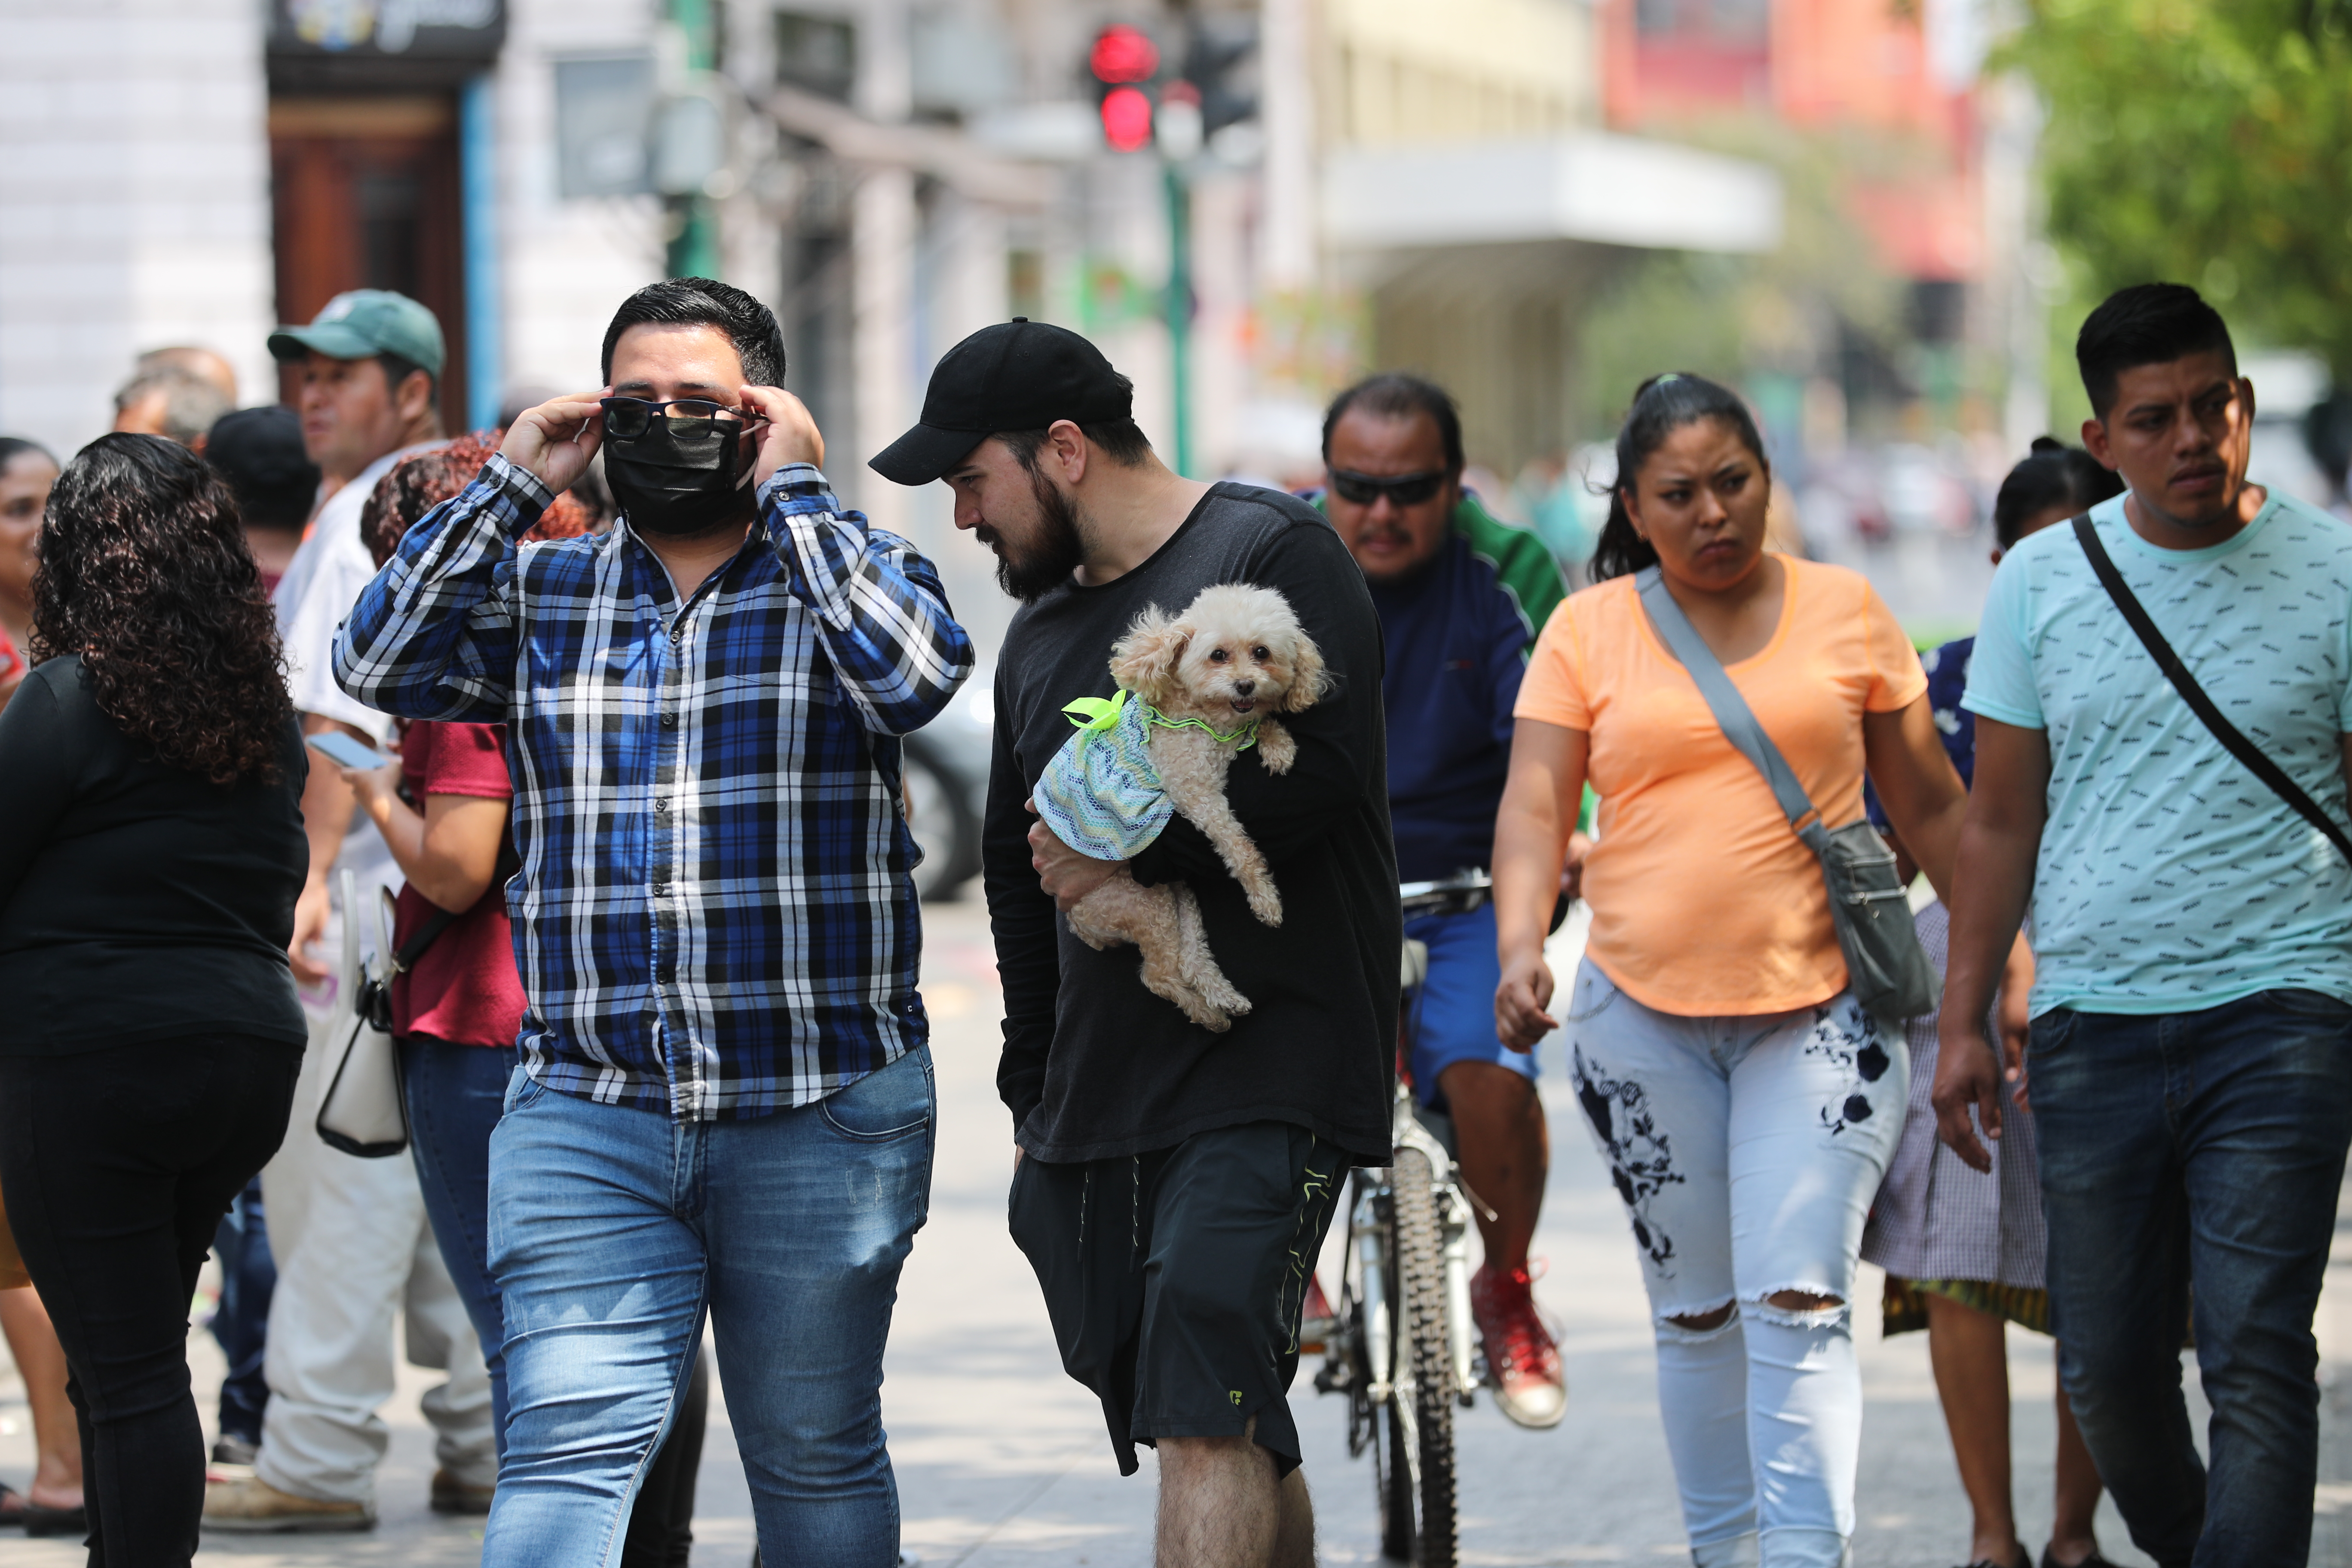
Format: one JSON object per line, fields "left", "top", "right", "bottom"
{"left": 2030, "top": 991, "right": 2352, "bottom": 1568}
{"left": 402, "top": 1036, "right": 517, "bottom": 1450}
{"left": 210, "top": 1176, "right": 276, "bottom": 1445}
{"left": 481, "top": 1045, "right": 935, "bottom": 1568}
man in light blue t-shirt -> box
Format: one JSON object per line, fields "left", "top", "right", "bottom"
{"left": 1936, "top": 282, "right": 2352, "bottom": 1568}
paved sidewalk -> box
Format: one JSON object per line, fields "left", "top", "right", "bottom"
{"left": 3, "top": 897, "right": 2347, "bottom": 1564}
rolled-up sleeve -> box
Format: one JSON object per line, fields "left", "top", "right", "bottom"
{"left": 758, "top": 465, "right": 975, "bottom": 735}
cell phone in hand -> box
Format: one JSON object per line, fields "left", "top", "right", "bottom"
{"left": 306, "top": 731, "right": 395, "bottom": 772}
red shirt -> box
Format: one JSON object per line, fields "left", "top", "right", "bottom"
{"left": 0, "top": 624, "right": 22, "bottom": 689}
{"left": 390, "top": 721, "right": 526, "bottom": 1049}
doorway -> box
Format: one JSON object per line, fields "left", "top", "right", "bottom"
{"left": 269, "top": 96, "right": 467, "bottom": 411}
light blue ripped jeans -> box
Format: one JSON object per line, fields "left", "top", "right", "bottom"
{"left": 1565, "top": 959, "right": 1906, "bottom": 1568}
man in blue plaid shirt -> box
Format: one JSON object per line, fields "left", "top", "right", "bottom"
{"left": 334, "top": 279, "right": 971, "bottom": 1567}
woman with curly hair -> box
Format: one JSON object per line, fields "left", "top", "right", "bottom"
{"left": 0, "top": 433, "right": 308, "bottom": 1566}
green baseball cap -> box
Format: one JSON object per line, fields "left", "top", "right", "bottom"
{"left": 268, "top": 289, "right": 445, "bottom": 378}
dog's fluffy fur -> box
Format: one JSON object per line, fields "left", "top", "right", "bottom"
{"left": 1064, "top": 582, "right": 1328, "bottom": 1032}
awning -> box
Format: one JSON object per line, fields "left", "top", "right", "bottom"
{"left": 1322, "top": 134, "right": 1782, "bottom": 255}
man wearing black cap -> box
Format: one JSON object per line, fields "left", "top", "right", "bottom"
{"left": 874, "top": 321, "right": 1397, "bottom": 1565}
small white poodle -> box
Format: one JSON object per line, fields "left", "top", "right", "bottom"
{"left": 1039, "top": 582, "right": 1328, "bottom": 1032}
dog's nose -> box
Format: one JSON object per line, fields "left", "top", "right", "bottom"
{"left": 1233, "top": 680, "right": 1256, "bottom": 697}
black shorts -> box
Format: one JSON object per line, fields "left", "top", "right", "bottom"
{"left": 1008, "top": 1121, "right": 1345, "bottom": 1478}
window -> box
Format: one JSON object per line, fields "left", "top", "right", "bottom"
{"left": 776, "top": 12, "right": 857, "bottom": 101}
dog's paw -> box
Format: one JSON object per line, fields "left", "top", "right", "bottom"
{"left": 1199, "top": 973, "right": 1250, "bottom": 1014}
{"left": 1246, "top": 888, "right": 1283, "bottom": 927}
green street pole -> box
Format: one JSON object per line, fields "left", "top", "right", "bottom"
{"left": 667, "top": 0, "right": 720, "bottom": 279}
{"left": 1164, "top": 162, "right": 1192, "bottom": 478}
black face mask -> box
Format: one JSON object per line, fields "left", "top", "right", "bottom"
{"left": 604, "top": 420, "right": 756, "bottom": 537}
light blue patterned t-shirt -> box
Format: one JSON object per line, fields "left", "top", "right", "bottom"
{"left": 1963, "top": 490, "right": 2352, "bottom": 1016}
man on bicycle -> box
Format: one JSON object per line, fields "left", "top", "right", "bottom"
{"left": 1320, "top": 373, "right": 1571, "bottom": 1427}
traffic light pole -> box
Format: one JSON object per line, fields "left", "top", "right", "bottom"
{"left": 1164, "top": 162, "right": 1192, "bottom": 478}
{"left": 667, "top": 0, "right": 720, "bottom": 279}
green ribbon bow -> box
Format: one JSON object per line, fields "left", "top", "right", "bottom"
{"left": 1062, "top": 689, "right": 1131, "bottom": 732}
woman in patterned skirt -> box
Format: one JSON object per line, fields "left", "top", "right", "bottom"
{"left": 1862, "top": 440, "right": 2122, "bottom": 1568}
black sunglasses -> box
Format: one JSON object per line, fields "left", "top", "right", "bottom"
{"left": 1329, "top": 468, "right": 1447, "bottom": 507}
{"left": 599, "top": 397, "right": 766, "bottom": 441}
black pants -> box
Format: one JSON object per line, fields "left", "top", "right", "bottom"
{"left": 0, "top": 1032, "right": 301, "bottom": 1568}
{"left": 625, "top": 1346, "right": 710, "bottom": 1568}
{"left": 1009, "top": 1121, "right": 1344, "bottom": 1479}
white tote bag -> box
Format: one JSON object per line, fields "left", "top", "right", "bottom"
{"left": 313, "top": 870, "right": 410, "bottom": 1158}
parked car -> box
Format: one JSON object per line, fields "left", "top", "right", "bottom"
{"left": 903, "top": 662, "right": 994, "bottom": 900}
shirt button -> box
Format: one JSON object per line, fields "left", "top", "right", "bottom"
{"left": 661, "top": 711, "right": 677, "bottom": 728}
{"left": 655, "top": 799, "right": 671, "bottom": 815}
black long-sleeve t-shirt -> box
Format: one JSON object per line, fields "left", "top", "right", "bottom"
{"left": 0, "top": 656, "right": 309, "bottom": 1055}
{"left": 985, "top": 484, "right": 1400, "bottom": 1165}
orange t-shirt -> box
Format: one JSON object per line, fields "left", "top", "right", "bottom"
{"left": 1514, "top": 558, "right": 1926, "bottom": 1017}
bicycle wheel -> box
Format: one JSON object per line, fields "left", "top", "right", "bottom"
{"left": 1392, "top": 1148, "right": 1458, "bottom": 1566}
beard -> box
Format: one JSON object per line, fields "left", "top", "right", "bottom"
{"left": 983, "top": 465, "right": 1087, "bottom": 602}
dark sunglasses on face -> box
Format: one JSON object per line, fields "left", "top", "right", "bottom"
{"left": 1328, "top": 468, "right": 1447, "bottom": 507}
{"left": 599, "top": 397, "right": 766, "bottom": 441}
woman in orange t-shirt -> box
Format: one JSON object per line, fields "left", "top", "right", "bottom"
{"left": 1492, "top": 374, "right": 1969, "bottom": 1568}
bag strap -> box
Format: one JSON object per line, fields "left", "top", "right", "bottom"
{"left": 1635, "top": 566, "right": 1830, "bottom": 855}
{"left": 2071, "top": 513, "right": 2352, "bottom": 867}
{"left": 388, "top": 836, "right": 522, "bottom": 973}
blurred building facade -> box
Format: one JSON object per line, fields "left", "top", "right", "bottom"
{"left": 0, "top": 0, "right": 1786, "bottom": 638}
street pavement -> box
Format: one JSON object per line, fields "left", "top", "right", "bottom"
{"left": 5, "top": 895, "right": 2352, "bottom": 1565}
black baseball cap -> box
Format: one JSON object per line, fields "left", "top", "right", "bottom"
{"left": 870, "top": 319, "right": 1133, "bottom": 486}
{"left": 205, "top": 405, "right": 320, "bottom": 504}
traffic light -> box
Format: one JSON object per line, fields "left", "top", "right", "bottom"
{"left": 1089, "top": 24, "right": 1159, "bottom": 153}
{"left": 1181, "top": 15, "right": 1258, "bottom": 138}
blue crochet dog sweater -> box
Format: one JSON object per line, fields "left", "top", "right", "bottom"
{"left": 1035, "top": 690, "right": 1257, "bottom": 861}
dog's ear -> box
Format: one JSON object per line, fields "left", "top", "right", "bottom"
{"left": 1111, "top": 606, "right": 1190, "bottom": 707}
{"left": 1282, "top": 633, "right": 1330, "bottom": 712}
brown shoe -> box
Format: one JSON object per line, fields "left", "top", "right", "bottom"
{"left": 430, "top": 1468, "right": 495, "bottom": 1516}
{"left": 202, "top": 1474, "right": 373, "bottom": 1533}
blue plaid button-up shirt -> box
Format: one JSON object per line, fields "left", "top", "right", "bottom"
{"left": 335, "top": 454, "right": 974, "bottom": 1120}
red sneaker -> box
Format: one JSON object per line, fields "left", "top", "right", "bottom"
{"left": 1471, "top": 1261, "right": 1566, "bottom": 1428}
{"left": 1299, "top": 1273, "right": 1337, "bottom": 1354}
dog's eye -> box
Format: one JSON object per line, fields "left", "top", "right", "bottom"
{"left": 1208, "top": 649, "right": 1229, "bottom": 663}
{"left": 1251, "top": 646, "right": 1270, "bottom": 661}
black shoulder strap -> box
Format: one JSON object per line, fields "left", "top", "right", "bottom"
{"left": 392, "top": 836, "right": 522, "bottom": 971}
{"left": 2073, "top": 513, "right": 2352, "bottom": 866}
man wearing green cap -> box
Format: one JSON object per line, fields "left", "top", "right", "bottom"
{"left": 207, "top": 290, "right": 498, "bottom": 1532}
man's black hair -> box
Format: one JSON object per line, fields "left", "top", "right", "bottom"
{"left": 995, "top": 396, "right": 1154, "bottom": 472}
{"left": 2076, "top": 282, "right": 2237, "bottom": 420}
{"left": 1320, "top": 373, "right": 1465, "bottom": 476}
{"left": 379, "top": 350, "right": 438, "bottom": 412}
{"left": 601, "top": 277, "right": 788, "bottom": 389}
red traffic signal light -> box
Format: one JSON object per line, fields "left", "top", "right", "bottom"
{"left": 1100, "top": 85, "right": 1153, "bottom": 152}
{"left": 1090, "top": 24, "right": 1158, "bottom": 85}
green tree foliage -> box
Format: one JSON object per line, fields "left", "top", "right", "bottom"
{"left": 1574, "top": 119, "right": 1911, "bottom": 437}
{"left": 2007, "top": 0, "right": 2352, "bottom": 376}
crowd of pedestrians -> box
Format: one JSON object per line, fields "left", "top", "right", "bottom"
{"left": 0, "top": 271, "right": 2345, "bottom": 1568}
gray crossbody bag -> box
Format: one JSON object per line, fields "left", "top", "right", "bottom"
{"left": 1636, "top": 567, "right": 1939, "bottom": 1026}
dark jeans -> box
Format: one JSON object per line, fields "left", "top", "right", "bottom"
{"left": 402, "top": 1035, "right": 706, "bottom": 1563}
{"left": 2030, "top": 990, "right": 2352, "bottom": 1568}
{"left": 0, "top": 1033, "right": 301, "bottom": 1568}
{"left": 208, "top": 1176, "right": 275, "bottom": 1445}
